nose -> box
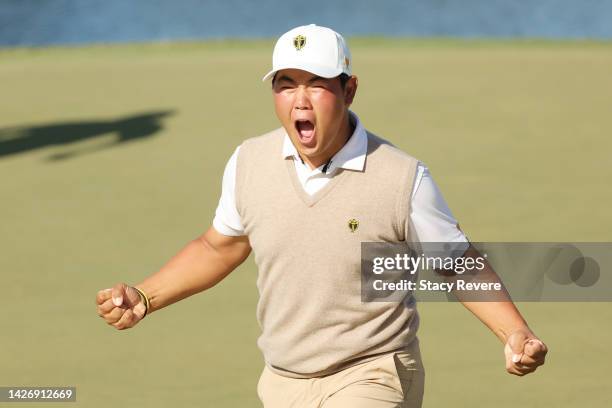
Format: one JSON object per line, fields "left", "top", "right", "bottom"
{"left": 294, "top": 86, "right": 311, "bottom": 110}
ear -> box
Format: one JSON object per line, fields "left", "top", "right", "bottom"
{"left": 344, "top": 75, "right": 358, "bottom": 106}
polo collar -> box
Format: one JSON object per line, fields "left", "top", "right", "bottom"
{"left": 282, "top": 111, "right": 367, "bottom": 172}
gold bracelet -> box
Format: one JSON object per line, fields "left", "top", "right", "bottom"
{"left": 132, "top": 286, "right": 150, "bottom": 318}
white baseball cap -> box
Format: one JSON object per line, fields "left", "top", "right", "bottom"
{"left": 262, "top": 24, "right": 352, "bottom": 81}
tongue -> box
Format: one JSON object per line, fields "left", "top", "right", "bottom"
{"left": 296, "top": 121, "right": 314, "bottom": 139}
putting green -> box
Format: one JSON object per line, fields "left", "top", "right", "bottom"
{"left": 1, "top": 39, "right": 611, "bottom": 407}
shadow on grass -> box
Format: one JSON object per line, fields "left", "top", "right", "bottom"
{"left": 0, "top": 110, "right": 175, "bottom": 161}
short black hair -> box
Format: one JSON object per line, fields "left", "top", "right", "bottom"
{"left": 272, "top": 72, "right": 351, "bottom": 89}
{"left": 338, "top": 73, "right": 350, "bottom": 88}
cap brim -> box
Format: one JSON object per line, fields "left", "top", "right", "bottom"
{"left": 261, "top": 64, "right": 343, "bottom": 82}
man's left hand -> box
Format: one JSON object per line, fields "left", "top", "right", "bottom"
{"left": 504, "top": 329, "right": 548, "bottom": 376}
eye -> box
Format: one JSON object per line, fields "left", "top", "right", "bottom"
{"left": 274, "top": 84, "right": 293, "bottom": 92}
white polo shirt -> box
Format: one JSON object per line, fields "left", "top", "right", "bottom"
{"left": 213, "top": 113, "right": 468, "bottom": 247}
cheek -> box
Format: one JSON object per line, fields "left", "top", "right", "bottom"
{"left": 312, "top": 93, "right": 344, "bottom": 125}
{"left": 273, "top": 93, "right": 292, "bottom": 119}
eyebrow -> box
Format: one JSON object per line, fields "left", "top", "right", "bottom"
{"left": 275, "top": 75, "right": 296, "bottom": 84}
{"left": 275, "top": 75, "right": 326, "bottom": 85}
{"left": 307, "top": 75, "right": 326, "bottom": 84}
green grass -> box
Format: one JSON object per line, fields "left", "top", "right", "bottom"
{"left": 1, "top": 39, "right": 611, "bottom": 407}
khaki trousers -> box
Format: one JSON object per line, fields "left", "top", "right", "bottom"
{"left": 257, "top": 339, "right": 425, "bottom": 408}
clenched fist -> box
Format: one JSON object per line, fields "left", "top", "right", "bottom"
{"left": 96, "top": 283, "right": 147, "bottom": 330}
{"left": 504, "top": 329, "right": 548, "bottom": 376}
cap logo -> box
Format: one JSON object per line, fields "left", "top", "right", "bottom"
{"left": 293, "top": 35, "right": 306, "bottom": 51}
{"left": 344, "top": 57, "right": 350, "bottom": 68}
{"left": 348, "top": 218, "right": 359, "bottom": 233}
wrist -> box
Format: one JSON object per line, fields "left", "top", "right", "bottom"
{"left": 500, "top": 326, "right": 533, "bottom": 343}
{"left": 132, "top": 286, "right": 151, "bottom": 317}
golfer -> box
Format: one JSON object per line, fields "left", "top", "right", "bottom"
{"left": 96, "top": 24, "right": 547, "bottom": 407}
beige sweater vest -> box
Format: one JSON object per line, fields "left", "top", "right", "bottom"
{"left": 235, "top": 128, "right": 420, "bottom": 378}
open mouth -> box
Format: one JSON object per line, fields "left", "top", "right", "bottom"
{"left": 295, "top": 120, "right": 315, "bottom": 145}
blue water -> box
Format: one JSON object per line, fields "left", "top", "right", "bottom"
{"left": 1, "top": 0, "right": 612, "bottom": 47}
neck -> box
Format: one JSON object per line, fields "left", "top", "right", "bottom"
{"left": 302, "top": 113, "right": 355, "bottom": 170}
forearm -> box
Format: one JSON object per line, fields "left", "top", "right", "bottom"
{"left": 134, "top": 229, "right": 250, "bottom": 314}
{"left": 448, "top": 246, "right": 530, "bottom": 343}
{"left": 460, "top": 300, "right": 530, "bottom": 343}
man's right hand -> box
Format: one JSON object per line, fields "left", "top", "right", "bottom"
{"left": 96, "top": 283, "right": 147, "bottom": 330}
{"left": 94, "top": 228, "right": 251, "bottom": 330}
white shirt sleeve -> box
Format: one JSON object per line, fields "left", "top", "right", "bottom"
{"left": 212, "top": 146, "right": 246, "bottom": 236}
{"left": 410, "top": 162, "right": 469, "bottom": 250}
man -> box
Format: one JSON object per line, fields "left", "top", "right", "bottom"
{"left": 96, "top": 24, "right": 547, "bottom": 407}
